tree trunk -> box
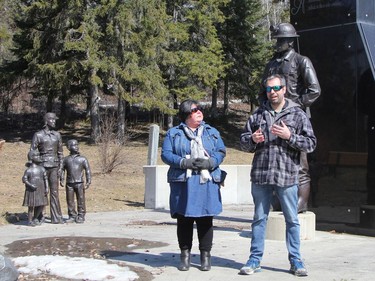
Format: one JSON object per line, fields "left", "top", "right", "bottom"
{"left": 89, "top": 69, "right": 100, "bottom": 143}
{"left": 59, "top": 86, "right": 68, "bottom": 127}
{"left": 46, "top": 92, "right": 53, "bottom": 112}
{"left": 211, "top": 82, "right": 218, "bottom": 117}
{"left": 117, "top": 97, "right": 126, "bottom": 144}
{"left": 167, "top": 93, "right": 178, "bottom": 129}
{"left": 223, "top": 76, "right": 229, "bottom": 115}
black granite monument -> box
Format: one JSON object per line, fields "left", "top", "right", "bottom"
{"left": 290, "top": 0, "right": 375, "bottom": 227}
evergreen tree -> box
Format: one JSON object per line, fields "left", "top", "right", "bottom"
{"left": 1, "top": 0, "right": 289, "bottom": 134}
{"left": 163, "top": 0, "right": 229, "bottom": 127}
{"left": 8, "top": 0, "right": 105, "bottom": 139}
{"left": 12, "top": 0, "right": 72, "bottom": 111}
{"left": 218, "top": 0, "right": 272, "bottom": 114}
{"left": 99, "top": 0, "right": 171, "bottom": 140}
{"left": 0, "top": 0, "right": 20, "bottom": 112}
{"left": 0, "top": 0, "right": 17, "bottom": 65}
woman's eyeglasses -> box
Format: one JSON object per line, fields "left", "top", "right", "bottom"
{"left": 191, "top": 107, "right": 202, "bottom": 113}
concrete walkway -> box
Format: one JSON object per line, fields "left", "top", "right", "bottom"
{"left": 1, "top": 205, "right": 375, "bottom": 281}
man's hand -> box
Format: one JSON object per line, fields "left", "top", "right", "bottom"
{"left": 252, "top": 128, "right": 265, "bottom": 143}
{"left": 271, "top": 120, "right": 291, "bottom": 140}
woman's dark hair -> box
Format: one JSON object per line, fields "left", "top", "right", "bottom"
{"left": 178, "top": 99, "right": 199, "bottom": 122}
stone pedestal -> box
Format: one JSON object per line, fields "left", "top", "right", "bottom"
{"left": 143, "top": 165, "right": 253, "bottom": 209}
{"left": 265, "top": 211, "right": 316, "bottom": 241}
{"left": 360, "top": 205, "right": 375, "bottom": 228}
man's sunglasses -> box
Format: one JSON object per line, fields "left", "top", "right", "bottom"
{"left": 266, "top": 85, "right": 284, "bottom": 93}
{"left": 191, "top": 106, "right": 202, "bottom": 113}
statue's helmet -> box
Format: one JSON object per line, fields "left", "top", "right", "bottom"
{"left": 270, "top": 23, "right": 299, "bottom": 38}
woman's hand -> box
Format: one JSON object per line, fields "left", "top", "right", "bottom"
{"left": 193, "top": 158, "right": 214, "bottom": 170}
{"left": 181, "top": 158, "right": 195, "bottom": 169}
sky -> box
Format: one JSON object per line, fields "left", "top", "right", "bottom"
{"left": 13, "top": 255, "right": 139, "bottom": 281}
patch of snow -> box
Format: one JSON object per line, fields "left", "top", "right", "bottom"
{"left": 13, "top": 255, "right": 138, "bottom": 281}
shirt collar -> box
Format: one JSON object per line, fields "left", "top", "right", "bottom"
{"left": 275, "top": 48, "right": 294, "bottom": 62}
{"left": 265, "top": 100, "right": 289, "bottom": 115}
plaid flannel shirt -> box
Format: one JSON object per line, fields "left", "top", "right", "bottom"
{"left": 240, "top": 99, "right": 317, "bottom": 187}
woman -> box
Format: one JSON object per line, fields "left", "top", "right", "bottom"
{"left": 161, "top": 99, "right": 226, "bottom": 271}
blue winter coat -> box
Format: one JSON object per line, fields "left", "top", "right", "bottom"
{"left": 161, "top": 122, "right": 226, "bottom": 218}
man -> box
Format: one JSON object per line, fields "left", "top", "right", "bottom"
{"left": 240, "top": 74, "right": 317, "bottom": 276}
{"left": 259, "top": 22, "right": 321, "bottom": 213}
{"left": 60, "top": 139, "right": 92, "bottom": 223}
{"left": 30, "top": 112, "right": 64, "bottom": 224}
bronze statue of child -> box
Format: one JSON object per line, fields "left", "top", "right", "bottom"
{"left": 60, "top": 139, "right": 91, "bottom": 223}
{"left": 22, "top": 150, "right": 49, "bottom": 226}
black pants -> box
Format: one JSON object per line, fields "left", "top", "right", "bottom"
{"left": 176, "top": 215, "right": 213, "bottom": 252}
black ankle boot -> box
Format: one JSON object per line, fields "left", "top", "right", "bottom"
{"left": 178, "top": 249, "right": 190, "bottom": 271}
{"left": 200, "top": 250, "right": 211, "bottom": 271}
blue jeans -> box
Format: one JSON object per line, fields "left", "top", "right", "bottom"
{"left": 249, "top": 183, "right": 301, "bottom": 263}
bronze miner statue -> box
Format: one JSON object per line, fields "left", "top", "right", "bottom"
{"left": 259, "top": 22, "right": 321, "bottom": 213}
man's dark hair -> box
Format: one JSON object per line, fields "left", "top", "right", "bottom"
{"left": 264, "top": 74, "right": 286, "bottom": 87}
